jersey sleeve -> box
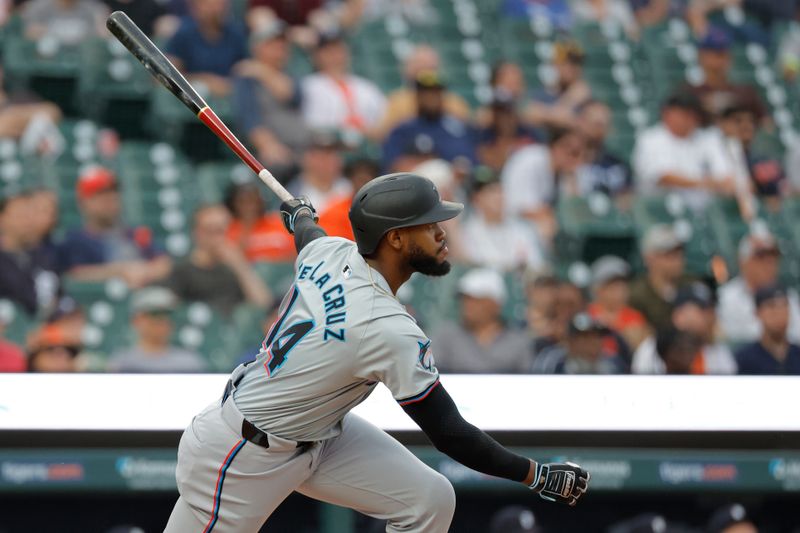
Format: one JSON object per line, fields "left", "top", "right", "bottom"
{"left": 356, "top": 315, "right": 440, "bottom": 405}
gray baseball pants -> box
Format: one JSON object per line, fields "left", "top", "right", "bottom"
{"left": 164, "top": 396, "right": 455, "bottom": 532}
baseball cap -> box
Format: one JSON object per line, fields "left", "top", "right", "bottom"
{"left": 608, "top": 513, "right": 670, "bottom": 533}
{"left": 738, "top": 232, "right": 780, "bottom": 261}
{"left": 754, "top": 284, "right": 788, "bottom": 308}
{"left": 489, "top": 506, "right": 542, "bottom": 533}
{"left": 568, "top": 312, "right": 608, "bottom": 335}
{"left": 470, "top": 165, "right": 500, "bottom": 193}
{"left": 412, "top": 159, "right": 454, "bottom": 192}
{"left": 316, "top": 28, "right": 345, "bottom": 49}
{"left": 641, "top": 224, "right": 685, "bottom": 255}
{"left": 706, "top": 503, "right": 752, "bottom": 533}
{"left": 131, "top": 286, "right": 178, "bottom": 315}
{"left": 77, "top": 166, "right": 117, "bottom": 200}
{"left": 309, "top": 129, "right": 345, "bottom": 150}
{"left": 415, "top": 70, "right": 446, "bottom": 90}
{"left": 249, "top": 19, "right": 287, "bottom": 47}
{"left": 458, "top": 268, "right": 507, "bottom": 305}
{"left": 697, "top": 27, "right": 732, "bottom": 52}
{"left": 553, "top": 41, "right": 585, "bottom": 65}
{"left": 674, "top": 282, "right": 715, "bottom": 309}
{"left": 591, "top": 255, "right": 630, "bottom": 287}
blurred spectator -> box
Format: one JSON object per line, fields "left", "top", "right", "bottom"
{"left": 477, "top": 90, "right": 538, "bottom": 173}
{"left": 58, "top": 167, "right": 172, "bottom": 288}
{"left": 462, "top": 167, "right": 547, "bottom": 272}
{"left": 248, "top": 0, "right": 325, "bottom": 27}
{"left": 489, "top": 506, "right": 541, "bottom": 533}
{"left": 778, "top": 8, "right": 800, "bottom": 82}
{"left": 475, "top": 61, "right": 529, "bottom": 128}
{"left": 629, "top": 224, "right": 694, "bottom": 332}
{"left": 576, "top": 100, "right": 634, "bottom": 202}
{"left": 587, "top": 256, "right": 649, "bottom": 350}
{"left": 571, "top": 0, "right": 639, "bottom": 40}
{"left": 382, "top": 71, "right": 477, "bottom": 171}
{"left": 108, "top": 287, "right": 207, "bottom": 373}
{"left": 22, "top": 0, "right": 108, "bottom": 44}
{"left": 26, "top": 323, "right": 81, "bottom": 373}
{"left": 654, "top": 327, "right": 705, "bottom": 374}
{"left": 224, "top": 182, "right": 295, "bottom": 261}
{"left": 411, "top": 158, "right": 467, "bottom": 262}
{"left": 717, "top": 232, "right": 800, "bottom": 344}
{"left": 168, "top": 204, "right": 272, "bottom": 316}
{"left": 102, "top": 0, "right": 171, "bottom": 37}
{"left": 706, "top": 503, "right": 758, "bottom": 533}
{"left": 525, "top": 272, "right": 561, "bottom": 349}
{"left": 685, "top": 28, "right": 767, "bottom": 123}
{"left": 432, "top": 268, "right": 532, "bottom": 373}
{"left": 532, "top": 312, "right": 627, "bottom": 374}
{"left": 735, "top": 284, "right": 800, "bottom": 375}
{"left": 0, "top": 67, "right": 62, "bottom": 144}
{"left": 233, "top": 19, "right": 310, "bottom": 181}
{"left": 45, "top": 295, "right": 86, "bottom": 352}
{"left": 526, "top": 41, "right": 592, "bottom": 131}
{"left": 633, "top": 92, "right": 736, "bottom": 212}
{"left": 631, "top": 0, "right": 681, "bottom": 28}
{"left": 0, "top": 187, "right": 61, "bottom": 316}
{"left": 301, "top": 29, "right": 386, "bottom": 134}
{"left": 247, "top": 0, "right": 365, "bottom": 34}
{"left": 0, "top": 316, "right": 25, "bottom": 372}
{"left": 377, "top": 45, "right": 471, "bottom": 139}
{"left": 633, "top": 282, "right": 737, "bottom": 374}
{"left": 287, "top": 130, "right": 354, "bottom": 239}
{"left": 166, "top": 0, "right": 248, "bottom": 96}
{"left": 501, "top": 0, "right": 572, "bottom": 31}
{"left": 500, "top": 127, "right": 586, "bottom": 243}
{"left": 28, "top": 187, "right": 59, "bottom": 258}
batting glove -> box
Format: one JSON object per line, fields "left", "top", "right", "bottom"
{"left": 529, "top": 461, "right": 590, "bottom": 506}
{"left": 280, "top": 196, "right": 318, "bottom": 234}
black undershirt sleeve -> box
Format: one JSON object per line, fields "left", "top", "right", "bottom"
{"left": 292, "top": 214, "right": 327, "bottom": 253}
{"left": 401, "top": 382, "right": 531, "bottom": 483}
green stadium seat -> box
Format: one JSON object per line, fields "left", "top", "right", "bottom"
{"left": 254, "top": 262, "right": 297, "bottom": 294}
{"left": 0, "top": 298, "right": 35, "bottom": 347}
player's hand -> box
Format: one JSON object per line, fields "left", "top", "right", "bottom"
{"left": 529, "top": 461, "right": 590, "bottom": 506}
{"left": 280, "top": 196, "right": 318, "bottom": 234}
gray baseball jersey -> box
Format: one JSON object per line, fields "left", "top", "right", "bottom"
{"left": 233, "top": 236, "right": 439, "bottom": 442}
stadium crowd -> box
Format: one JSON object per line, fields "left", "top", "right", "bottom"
{"left": 0, "top": 0, "right": 798, "bottom": 382}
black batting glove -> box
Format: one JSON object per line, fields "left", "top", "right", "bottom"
{"left": 280, "top": 196, "right": 318, "bottom": 234}
{"left": 529, "top": 461, "right": 590, "bottom": 506}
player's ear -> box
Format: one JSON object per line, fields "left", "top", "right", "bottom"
{"left": 384, "top": 228, "right": 405, "bottom": 252}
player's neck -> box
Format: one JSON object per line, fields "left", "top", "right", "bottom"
{"left": 365, "top": 256, "right": 411, "bottom": 295}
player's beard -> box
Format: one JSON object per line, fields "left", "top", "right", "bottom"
{"left": 407, "top": 242, "right": 451, "bottom": 277}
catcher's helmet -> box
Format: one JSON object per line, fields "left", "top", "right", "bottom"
{"left": 348, "top": 173, "right": 463, "bottom": 255}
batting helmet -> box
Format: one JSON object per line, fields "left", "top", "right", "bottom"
{"left": 348, "top": 173, "right": 463, "bottom": 255}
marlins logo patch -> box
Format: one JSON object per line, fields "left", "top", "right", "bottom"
{"left": 342, "top": 264, "right": 352, "bottom": 279}
{"left": 417, "top": 340, "right": 436, "bottom": 372}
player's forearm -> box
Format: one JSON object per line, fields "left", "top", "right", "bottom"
{"left": 402, "top": 384, "right": 531, "bottom": 483}
{"left": 292, "top": 214, "right": 327, "bottom": 253}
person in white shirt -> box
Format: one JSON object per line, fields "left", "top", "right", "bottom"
{"left": 717, "top": 232, "right": 800, "bottom": 344}
{"left": 287, "top": 130, "right": 352, "bottom": 215}
{"left": 632, "top": 92, "right": 736, "bottom": 212}
{"left": 500, "top": 127, "right": 586, "bottom": 243}
{"left": 301, "top": 29, "right": 386, "bottom": 135}
{"left": 462, "top": 167, "right": 547, "bottom": 272}
{"left": 632, "top": 282, "right": 737, "bottom": 374}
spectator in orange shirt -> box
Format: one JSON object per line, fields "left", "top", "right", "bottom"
{"left": 587, "top": 255, "right": 649, "bottom": 350}
{"left": 224, "top": 182, "right": 295, "bottom": 262}
{"left": 317, "top": 157, "right": 380, "bottom": 241}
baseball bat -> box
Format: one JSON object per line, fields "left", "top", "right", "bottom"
{"left": 105, "top": 11, "right": 292, "bottom": 203}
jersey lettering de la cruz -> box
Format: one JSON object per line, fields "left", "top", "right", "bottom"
{"left": 233, "top": 237, "right": 439, "bottom": 442}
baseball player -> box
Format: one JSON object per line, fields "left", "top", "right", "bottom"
{"left": 164, "top": 173, "right": 590, "bottom": 533}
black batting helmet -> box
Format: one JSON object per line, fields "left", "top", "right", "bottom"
{"left": 348, "top": 173, "right": 463, "bottom": 255}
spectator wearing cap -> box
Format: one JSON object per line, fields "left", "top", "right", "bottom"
{"left": 633, "top": 282, "right": 737, "bottom": 374}
{"left": 475, "top": 61, "right": 528, "bottom": 128}
{"left": 576, "top": 100, "right": 634, "bottom": 204}
{"left": 462, "top": 167, "right": 547, "bottom": 272}
{"left": 22, "top": 0, "right": 109, "bottom": 45}
{"left": 500, "top": 127, "right": 587, "bottom": 244}
{"left": 526, "top": 41, "right": 592, "bottom": 131}
{"left": 0, "top": 187, "right": 61, "bottom": 316}
{"left": 431, "top": 268, "right": 533, "bottom": 373}
{"left": 587, "top": 256, "right": 649, "bottom": 350}
{"left": 0, "top": 66, "right": 62, "bottom": 143}
{"left": 629, "top": 224, "right": 695, "bottom": 332}
{"left": 532, "top": 312, "right": 628, "bottom": 374}
{"left": 706, "top": 503, "right": 757, "bottom": 533}
{"left": 233, "top": 19, "right": 311, "bottom": 181}
{"left": 477, "top": 89, "right": 539, "bottom": 173}
{"left": 26, "top": 323, "right": 82, "bottom": 373}
{"left": 382, "top": 71, "right": 478, "bottom": 172}
{"left": 734, "top": 284, "right": 800, "bottom": 375}
{"left": 572, "top": 0, "right": 639, "bottom": 40}
{"left": 376, "top": 45, "right": 471, "bottom": 140}
{"left": 655, "top": 327, "right": 705, "bottom": 374}
{"left": 168, "top": 204, "right": 272, "bottom": 317}
{"left": 684, "top": 27, "right": 768, "bottom": 124}
{"left": 489, "top": 506, "right": 541, "bottom": 533}
{"left": 224, "top": 181, "right": 295, "bottom": 261}
{"left": 165, "top": 0, "right": 248, "bottom": 97}
{"left": 301, "top": 30, "right": 386, "bottom": 134}
{"left": 717, "top": 232, "right": 800, "bottom": 344}
{"left": 632, "top": 91, "right": 737, "bottom": 212}
{"left": 58, "top": 167, "right": 172, "bottom": 289}
{"left": 108, "top": 287, "right": 207, "bottom": 373}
